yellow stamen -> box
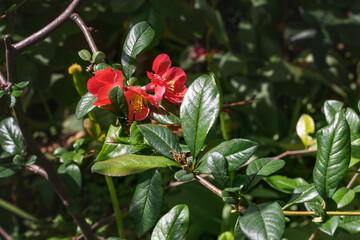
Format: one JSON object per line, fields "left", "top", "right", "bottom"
{"left": 131, "top": 94, "right": 147, "bottom": 111}
{"left": 167, "top": 80, "right": 175, "bottom": 91}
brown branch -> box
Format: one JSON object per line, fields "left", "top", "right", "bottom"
{"left": 0, "top": 226, "right": 14, "bottom": 240}
{"left": 222, "top": 95, "right": 256, "bottom": 110}
{"left": 346, "top": 167, "right": 360, "bottom": 189}
{"left": 195, "top": 175, "right": 222, "bottom": 197}
{"left": 12, "top": 0, "right": 83, "bottom": 53}
{"left": 272, "top": 149, "right": 317, "bottom": 160}
{"left": 308, "top": 229, "right": 320, "bottom": 240}
{"left": 283, "top": 211, "right": 360, "bottom": 216}
{"left": 0, "top": 0, "right": 28, "bottom": 20}
{"left": 70, "top": 13, "right": 98, "bottom": 54}
{"left": 0, "top": 70, "right": 6, "bottom": 84}
{"left": 26, "top": 164, "right": 48, "bottom": 179}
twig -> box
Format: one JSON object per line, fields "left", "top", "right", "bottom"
{"left": 0, "top": 226, "right": 13, "bottom": 240}
{"left": 272, "top": 149, "right": 317, "bottom": 160}
{"left": 0, "top": 0, "right": 28, "bottom": 20}
{"left": 283, "top": 211, "right": 360, "bottom": 216}
{"left": 0, "top": 70, "right": 6, "bottom": 84}
{"left": 26, "top": 164, "right": 48, "bottom": 179}
{"left": 222, "top": 95, "right": 256, "bottom": 110}
{"left": 12, "top": 0, "right": 83, "bottom": 53}
{"left": 346, "top": 167, "right": 360, "bottom": 189}
{"left": 70, "top": 13, "right": 98, "bottom": 54}
{"left": 195, "top": 175, "right": 222, "bottom": 197}
{"left": 308, "top": 229, "right": 320, "bottom": 240}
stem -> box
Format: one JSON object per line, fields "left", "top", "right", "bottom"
{"left": 283, "top": 211, "right": 360, "bottom": 216}
{"left": 0, "top": 226, "right": 13, "bottom": 240}
{"left": 0, "top": 198, "right": 38, "bottom": 222}
{"left": 219, "top": 112, "right": 229, "bottom": 140}
{"left": 195, "top": 175, "right": 222, "bottom": 197}
{"left": 347, "top": 167, "right": 360, "bottom": 189}
{"left": 105, "top": 176, "right": 125, "bottom": 238}
{"left": 272, "top": 149, "right": 317, "bottom": 160}
{"left": 70, "top": 13, "right": 98, "bottom": 53}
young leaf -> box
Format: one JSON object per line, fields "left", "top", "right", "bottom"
{"left": 151, "top": 204, "right": 189, "bottom": 240}
{"left": 323, "top": 100, "right": 344, "bottom": 124}
{"left": 218, "top": 231, "right": 234, "bottom": 240}
{"left": 0, "top": 117, "right": 25, "bottom": 156}
{"left": 91, "top": 154, "right": 181, "bottom": 177}
{"left": 130, "top": 169, "right": 164, "bottom": 237}
{"left": 138, "top": 124, "right": 182, "bottom": 160}
{"left": 78, "top": 49, "right": 91, "bottom": 61}
{"left": 75, "top": 92, "right": 97, "bottom": 119}
{"left": 121, "top": 21, "right": 155, "bottom": 79}
{"left": 174, "top": 169, "right": 194, "bottom": 182}
{"left": 240, "top": 202, "right": 285, "bottom": 240}
{"left": 198, "top": 138, "right": 258, "bottom": 173}
{"left": 283, "top": 184, "right": 318, "bottom": 209}
{"left": 296, "top": 113, "right": 315, "bottom": 148}
{"left": 108, "top": 86, "right": 128, "bottom": 117}
{"left": 313, "top": 111, "right": 350, "bottom": 199}
{"left": 180, "top": 74, "right": 220, "bottom": 159}
{"left": 245, "top": 158, "right": 285, "bottom": 191}
{"left": 92, "top": 51, "right": 106, "bottom": 63}
{"left": 207, "top": 152, "right": 230, "bottom": 188}
{"left": 332, "top": 187, "right": 355, "bottom": 209}
{"left": 264, "top": 175, "right": 308, "bottom": 194}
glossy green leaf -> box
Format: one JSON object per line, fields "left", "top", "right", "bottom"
{"left": 0, "top": 163, "right": 21, "bottom": 178}
{"left": 198, "top": 138, "right": 258, "bottom": 173}
{"left": 94, "top": 63, "right": 114, "bottom": 71}
{"left": 92, "top": 154, "right": 180, "bottom": 177}
{"left": 0, "top": 117, "right": 25, "bottom": 155}
{"left": 130, "top": 169, "right": 163, "bottom": 237}
{"left": 339, "top": 215, "right": 360, "bottom": 233}
{"left": 151, "top": 204, "right": 189, "bottom": 240}
{"left": 78, "top": 49, "right": 91, "bottom": 61}
{"left": 245, "top": 158, "right": 285, "bottom": 191}
{"left": 345, "top": 108, "right": 360, "bottom": 140}
{"left": 108, "top": 86, "right": 128, "bottom": 117}
{"left": 350, "top": 138, "right": 360, "bottom": 167}
{"left": 264, "top": 175, "right": 308, "bottom": 194}
{"left": 323, "top": 100, "right": 344, "bottom": 124}
{"left": 296, "top": 113, "right": 315, "bottom": 148}
{"left": 138, "top": 124, "right": 181, "bottom": 160}
{"left": 92, "top": 51, "right": 106, "bottom": 63}
{"left": 180, "top": 74, "right": 220, "bottom": 159}
{"left": 121, "top": 21, "right": 155, "bottom": 79}
{"left": 283, "top": 184, "right": 318, "bottom": 209}
{"left": 318, "top": 216, "right": 340, "bottom": 236}
{"left": 332, "top": 187, "right": 355, "bottom": 208}
{"left": 174, "top": 170, "right": 194, "bottom": 182}
{"left": 58, "top": 163, "right": 81, "bottom": 198}
{"left": 313, "top": 111, "right": 351, "bottom": 199}
{"left": 130, "top": 121, "right": 143, "bottom": 145}
{"left": 13, "top": 81, "right": 29, "bottom": 89}
{"left": 234, "top": 216, "right": 246, "bottom": 240}
{"left": 207, "top": 152, "right": 229, "bottom": 188}
{"left": 7, "top": 94, "right": 16, "bottom": 108}
{"left": 95, "top": 143, "right": 147, "bottom": 162}
{"left": 75, "top": 92, "right": 97, "bottom": 119}
{"left": 240, "top": 202, "right": 285, "bottom": 240}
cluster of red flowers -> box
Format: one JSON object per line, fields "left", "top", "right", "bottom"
{"left": 87, "top": 54, "right": 187, "bottom": 124}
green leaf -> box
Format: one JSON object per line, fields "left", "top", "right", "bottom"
{"left": 313, "top": 111, "right": 351, "bottom": 199}
{"left": 92, "top": 51, "right": 106, "bottom": 63}
{"left": 130, "top": 121, "right": 143, "bottom": 145}
{"left": 234, "top": 216, "right": 246, "bottom": 240}
{"left": 345, "top": 108, "right": 360, "bottom": 140}
{"left": 151, "top": 204, "right": 189, "bottom": 240}
{"left": 94, "top": 63, "right": 114, "bottom": 71}
{"left": 0, "top": 117, "right": 25, "bottom": 155}
{"left": 108, "top": 86, "right": 128, "bottom": 117}
{"left": 14, "top": 81, "right": 29, "bottom": 89}
{"left": 95, "top": 143, "right": 146, "bottom": 162}
{"left": 332, "top": 187, "right": 355, "bottom": 208}
{"left": 25, "top": 155, "right": 37, "bottom": 166}
{"left": 240, "top": 202, "right": 285, "bottom": 240}
{"left": 78, "top": 49, "right": 92, "bottom": 61}
{"left": 0, "top": 163, "right": 21, "bottom": 178}
{"left": 264, "top": 175, "right": 308, "bottom": 194}
{"left": 284, "top": 184, "right": 318, "bottom": 209}
{"left": 180, "top": 74, "right": 220, "bottom": 159}
{"left": 218, "top": 231, "right": 234, "bottom": 240}
{"left": 245, "top": 158, "right": 285, "bottom": 191}
{"left": 207, "top": 152, "right": 229, "bottom": 188}
{"left": 323, "top": 100, "right": 344, "bottom": 124}
{"left": 91, "top": 154, "right": 180, "bottom": 177}
{"left": 58, "top": 163, "right": 82, "bottom": 198}
{"left": 11, "top": 90, "right": 22, "bottom": 97}
{"left": 174, "top": 170, "right": 194, "bottom": 182}
{"left": 339, "top": 215, "right": 360, "bottom": 233}
{"left": 296, "top": 113, "right": 315, "bottom": 148}
{"left": 138, "top": 124, "right": 181, "bottom": 160}
{"left": 198, "top": 139, "right": 258, "bottom": 173}
{"left": 121, "top": 21, "right": 155, "bottom": 79}
{"left": 60, "top": 152, "right": 75, "bottom": 164}
{"left": 318, "top": 216, "right": 340, "bottom": 236}
{"left": 7, "top": 94, "right": 16, "bottom": 108}
{"left": 130, "top": 169, "right": 164, "bottom": 237}
{"left": 75, "top": 92, "right": 97, "bottom": 119}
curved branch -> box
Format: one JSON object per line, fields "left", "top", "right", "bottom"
{"left": 13, "top": 0, "right": 83, "bottom": 53}
{"left": 70, "top": 13, "right": 98, "bottom": 54}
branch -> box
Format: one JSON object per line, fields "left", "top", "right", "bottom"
{"left": 70, "top": 13, "right": 98, "bottom": 54}
{"left": 347, "top": 167, "right": 360, "bottom": 189}
{"left": 26, "top": 164, "right": 48, "bottom": 179}
{"left": 272, "top": 148, "right": 317, "bottom": 160}
{"left": 283, "top": 211, "right": 360, "bottom": 216}
{"left": 0, "top": 0, "right": 28, "bottom": 20}
{"left": 0, "top": 70, "right": 6, "bottom": 84}
{"left": 0, "top": 226, "right": 13, "bottom": 240}
{"left": 12, "top": 0, "right": 83, "bottom": 53}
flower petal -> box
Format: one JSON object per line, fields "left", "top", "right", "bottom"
{"left": 128, "top": 86, "right": 159, "bottom": 108}
{"left": 87, "top": 75, "right": 105, "bottom": 96}
{"left": 152, "top": 54, "right": 171, "bottom": 76}
{"left": 154, "top": 85, "right": 166, "bottom": 101}
{"left": 93, "top": 84, "right": 113, "bottom": 106}
{"left": 163, "top": 67, "right": 187, "bottom": 85}
{"left": 94, "top": 67, "right": 116, "bottom": 84}
{"left": 113, "top": 69, "right": 124, "bottom": 86}
{"left": 135, "top": 105, "right": 150, "bottom": 121}
{"left": 164, "top": 85, "right": 187, "bottom": 103}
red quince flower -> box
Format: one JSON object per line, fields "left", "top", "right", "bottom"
{"left": 146, "top": 54, "right": 187, "bottom": 103}
{"left": 87, "top": 67, "right": 124, "bottom": 106}
{"left": 125, "top": 86, "right": 159, "bottom": 125}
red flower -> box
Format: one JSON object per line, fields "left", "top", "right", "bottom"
{"left": 125, "top": 86, "right": 159, "bottom": 125}
{"left": 146, "top": 54, "right": 187, "bottom": 103}
{"left": 87, "top": 68, "right": 124, "bottom": 106}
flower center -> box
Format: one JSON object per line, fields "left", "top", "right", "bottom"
{"left": 131, "top": 94, "right": 147, "bottom": 111}
{"left": 167, "top": 80, "right": 175, "bottom": 91}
